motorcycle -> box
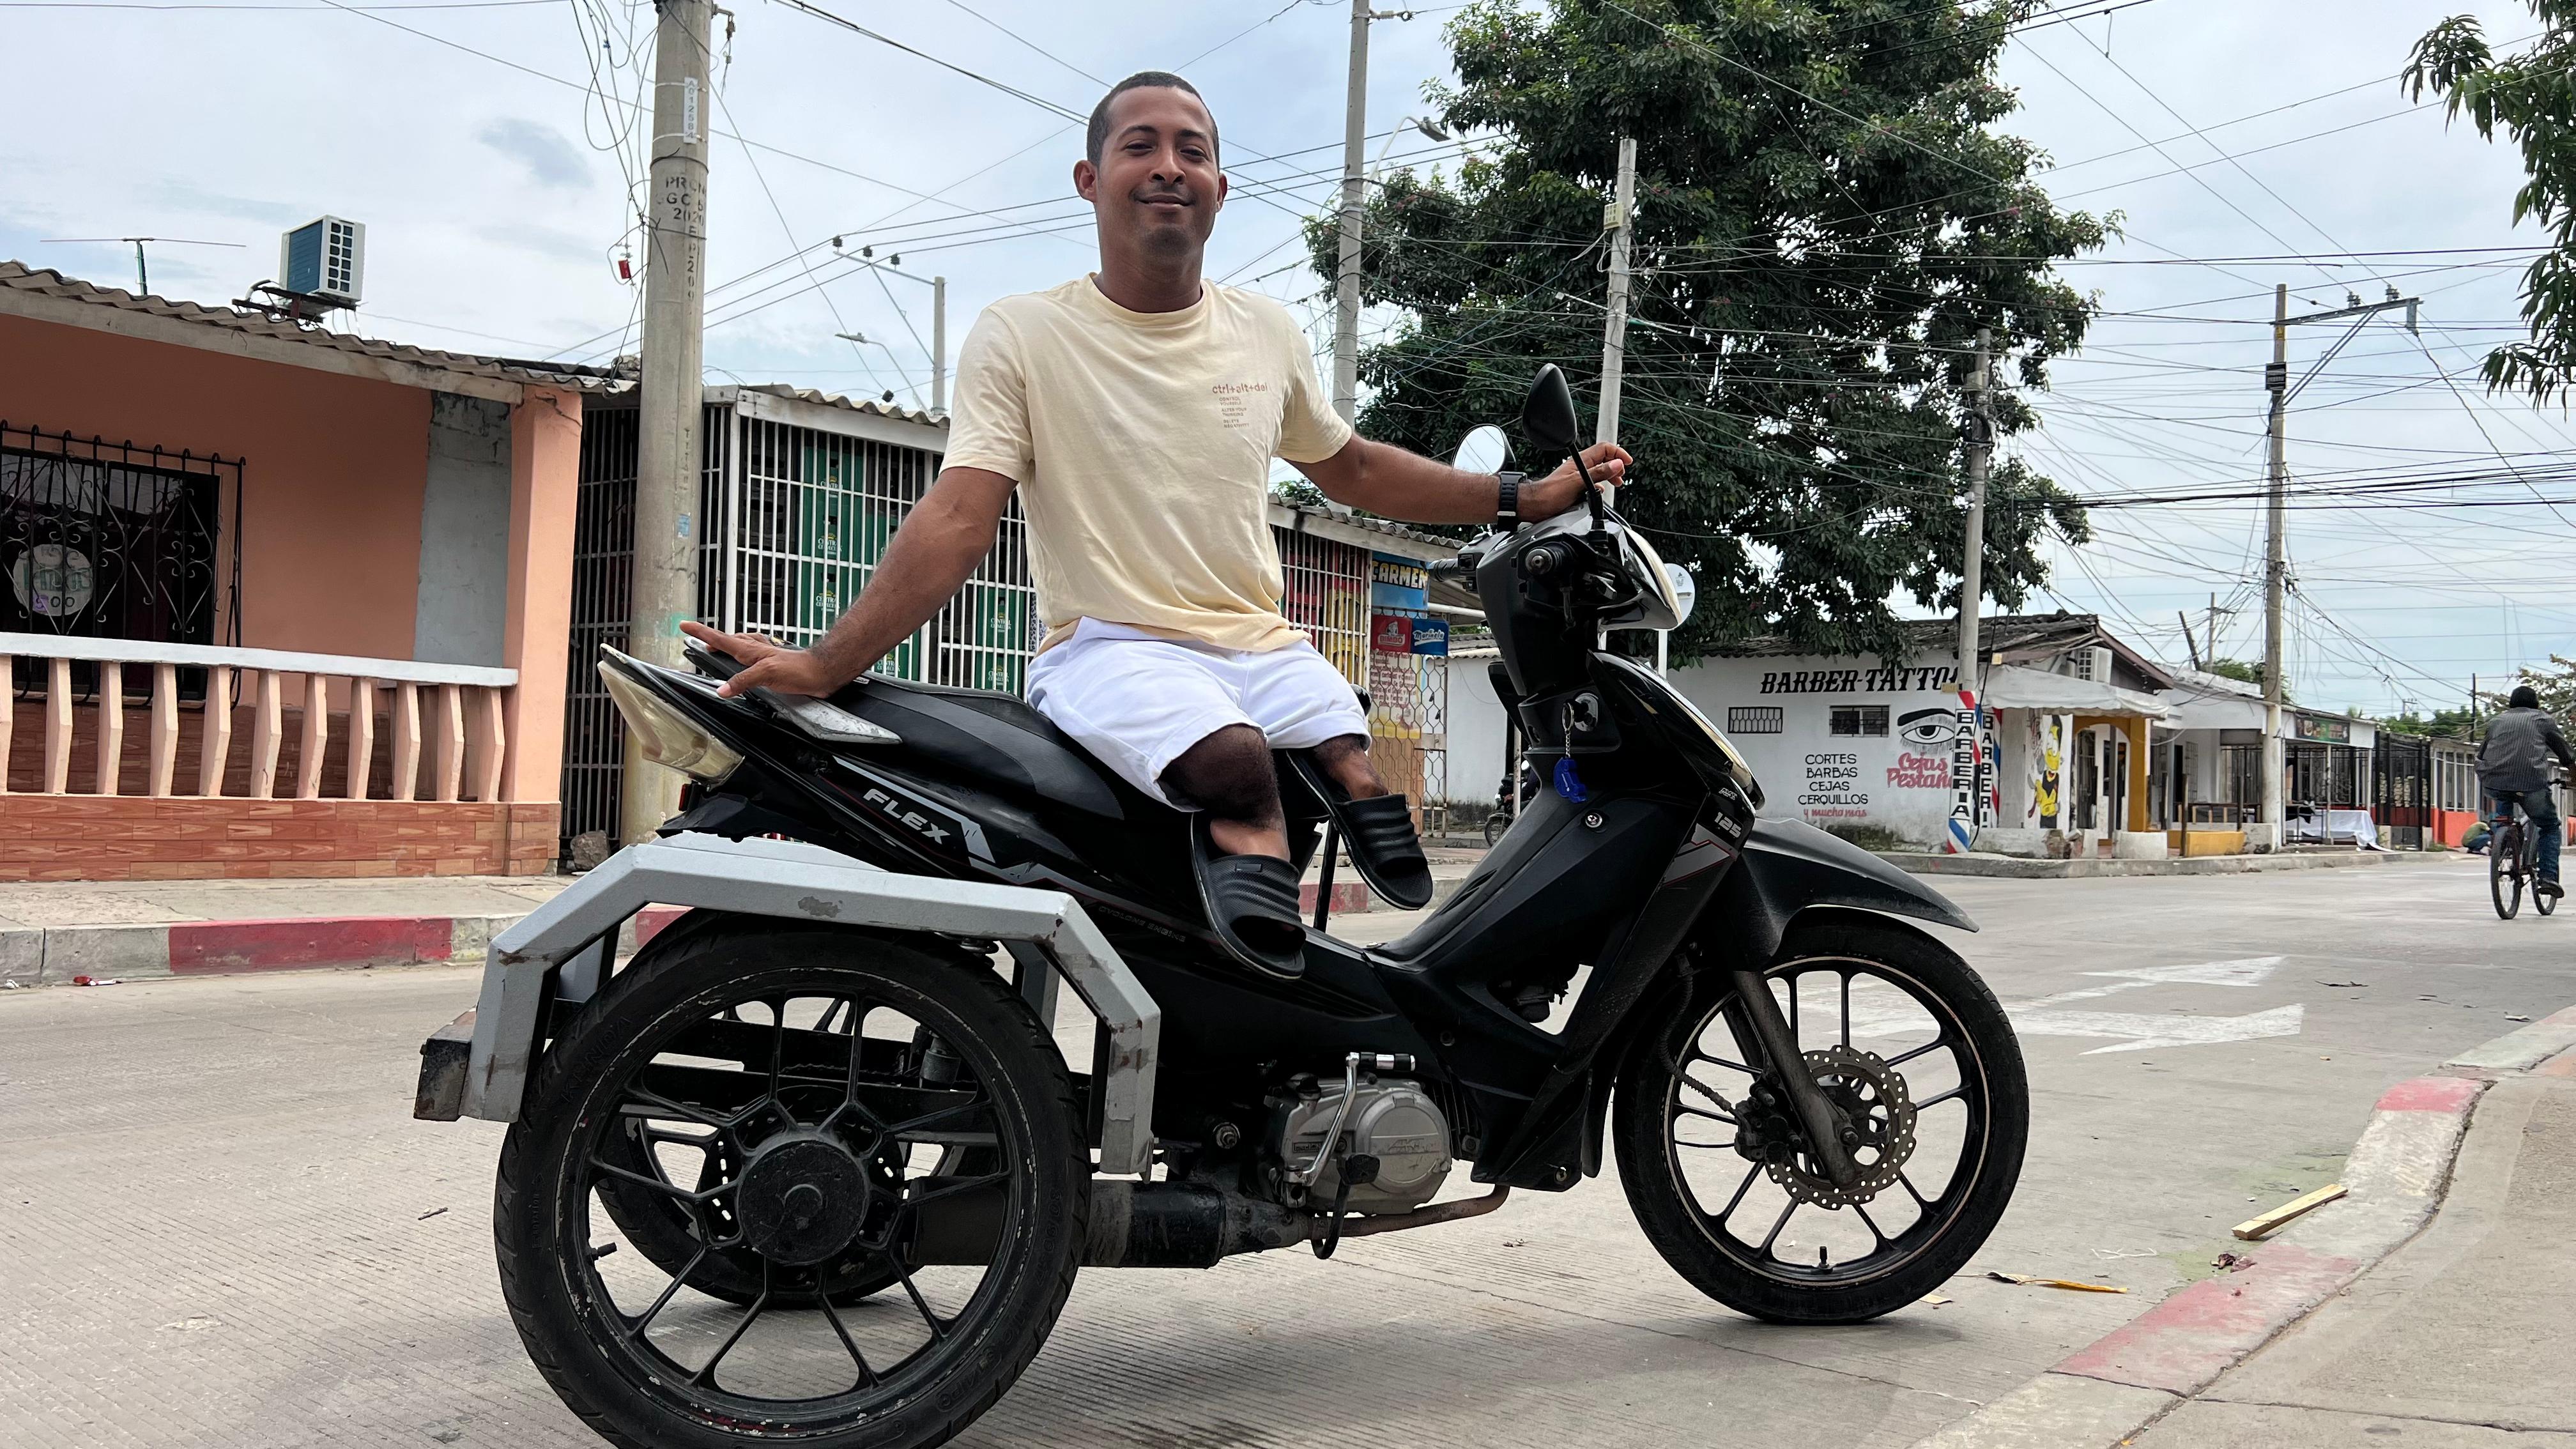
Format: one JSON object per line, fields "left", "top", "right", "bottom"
{"left": 421, "top": 364, "right": 2027, "bottom": 1449}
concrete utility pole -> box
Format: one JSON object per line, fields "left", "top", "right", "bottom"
{"left": 2258, "top": 283, "right": 2419, "bottom": 852}
{"left": 621, "top": 0, "right": 713, "bottom": 845}
{"left": 1597, "top": 136, "right": 1639, "bottom": 454}
{"left": 1331, "top": 0, "right": 1373, "bottom": 421}
{"left": 1949, "top": 328, "right": 1993, "bottom": 855}
{"left": 931, "top": 273, "right": 948, "bottom": 415}
{"left": 2262, "top": 283, "right": 2290, "bottom": 852}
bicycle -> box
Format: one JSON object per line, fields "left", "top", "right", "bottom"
{"left": 1483, "top": 758, "right": 1539, "bottom": 847}
{"left": 2489, "top": 792, "right": 2557, "bottom": 919}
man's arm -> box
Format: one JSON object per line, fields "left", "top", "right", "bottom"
{"left": 1292, "top": 435, "right": 1632, "bottom": 526}
{"left": 679, "top": 466, "right": 1016, "bottom": 698}
{"left": 2545, "top": 716, "right": 2576, "bottom": 772}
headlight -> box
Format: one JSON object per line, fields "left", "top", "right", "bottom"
{"left": 1618, "top": 526, "right": 1686, "bottom": 631}
{"left": 599, "top": 659, "right": 744, "bottom": 784}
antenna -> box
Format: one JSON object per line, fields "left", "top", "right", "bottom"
{"left": 39, "top": 236, "right": 244, "bottom": 296}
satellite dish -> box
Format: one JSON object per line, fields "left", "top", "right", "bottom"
{"left": 1663, "top": 563, "right": 1696, "bottom": 626}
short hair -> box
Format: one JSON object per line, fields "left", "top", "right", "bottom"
{"left": 2511, "top": 684, "right": 2541, "bottom": 709}
{"left": 1086, "top": 71, "right": 1219, "bottom": 166}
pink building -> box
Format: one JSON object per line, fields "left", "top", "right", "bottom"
{"left": 0, "top": 262, "right": 619, "bottom": 879}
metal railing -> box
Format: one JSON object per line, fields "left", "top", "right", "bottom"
{"left": 1, "top": 632, "right": 518, "bottom": 802}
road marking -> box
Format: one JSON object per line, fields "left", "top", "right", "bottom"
{"left": 2011, "top": 1002, "right": 2306, "bottom": 1054}
{"left": 1799, "top": 957, "right": 2305, "bottom": 1055}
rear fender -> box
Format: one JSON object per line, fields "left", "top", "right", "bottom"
{"left": 412, "top": 831, "right": 1165, "bottom": 1174}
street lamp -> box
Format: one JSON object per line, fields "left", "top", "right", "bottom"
{"left": 828, "top": 241, "right": 948, "bottom": 415}
{"left": 1371, "top": 116, "right": 1452, "bottom": 176}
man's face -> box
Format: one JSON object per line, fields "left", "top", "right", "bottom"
{"left": 1075, "top": 86, "right": 1226, "bottom": 263}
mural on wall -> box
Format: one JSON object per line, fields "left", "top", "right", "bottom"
{"left": 1885, "top": 707, "right": 1956, "bottom": 790}
{"left": 2031, "top": 715, "right": 2065, "bottom": 830}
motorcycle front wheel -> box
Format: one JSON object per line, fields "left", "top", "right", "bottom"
{"left": 494, "top": 925, "right": 1086, "bottom": 1449}
{"left": 1612, "top": 916, "right": 2027, "bottom": 1324}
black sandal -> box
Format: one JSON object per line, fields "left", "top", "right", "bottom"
{"left": 1286, "top": 757, "right": 1435, "bottom": 910}
{"left": 1190, "top": 816, "right": 1309, "bottom": 979}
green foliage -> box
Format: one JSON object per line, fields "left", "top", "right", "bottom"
{"left": 2380, "top": 705, "right": 2480, "bottom": 739}
{"left": 2406, "top": 8, "right": 2576, "bottom": 400}
{"left": 2203, "top": 657, "right": 2276, "bottom": 691}
{"left": 1310, "top": 0, "right": 2108, "bottom": 658}
{"left": 2501, "top": 653, "right": 2576, "bottom": 716}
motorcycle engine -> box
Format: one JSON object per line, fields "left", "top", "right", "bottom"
{"left": 1275, "top": 1077, "right": 1453, "bottom": 1213}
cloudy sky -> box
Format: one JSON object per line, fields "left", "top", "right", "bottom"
{"left": 6, "top": 0, "right": 2563, "bottom": 714}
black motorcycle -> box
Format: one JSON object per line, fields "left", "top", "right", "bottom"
{"left": 488, "top": 365, "right": 2027, "bottom": 1449}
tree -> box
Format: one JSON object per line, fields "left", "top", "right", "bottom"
{"left": 2380, "top": 705, "right": 2480, "bottom": 739}
{"left": 2407, "top": 6, "right": 2576, "bottom": 400}
{"left": 1312, "top": 0, "right": 2108, "bottom": 658}
{"left": 2203, "top": 657, "right": 2273, "bottom": 691}
{"left": 2499, "top": 654, "right": 2576, "bottom": 717}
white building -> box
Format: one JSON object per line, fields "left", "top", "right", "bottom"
{"left": 1653, "top": 613, "right": 2175, "bottom": 857}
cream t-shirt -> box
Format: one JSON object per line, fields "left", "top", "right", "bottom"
{"left": 941, "top": 276, "right": 1354, "bottom": 653}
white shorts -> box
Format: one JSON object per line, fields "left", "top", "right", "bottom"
{"left": 1026, "top": 619, "right": 1369, "bottom": 808}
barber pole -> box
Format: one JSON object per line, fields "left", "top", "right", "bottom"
{"left": 1947, "top": 687, "right": 1979, "bottom": 854}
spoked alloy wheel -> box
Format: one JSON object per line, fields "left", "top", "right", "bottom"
{"left": 2493, "top": 824, "right": 2524, "bottom": 919}
{"left": 1613, "top": 918, "right": 2027, "bottom": 1324}
{"left": 495, "top": 926, "right": 1085, "bottom": 1449}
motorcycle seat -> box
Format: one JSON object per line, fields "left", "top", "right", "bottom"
{"left": 834, "top": 673, "right": 1135, "bottom": 821}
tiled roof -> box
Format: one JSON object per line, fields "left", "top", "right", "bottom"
{"left": 0, "top": 261, "right": 626, "bottom": 392}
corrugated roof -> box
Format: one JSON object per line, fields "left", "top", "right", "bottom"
{"left": 0, "top": 261, "right": 626, "bottom": 392}
{"left": 1710, "top": 611, "right": 2176, "bottom": 690}
{"left": 736, "top": 383, "right": 948, "bottom": 429}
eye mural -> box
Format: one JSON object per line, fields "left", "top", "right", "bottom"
{"left": 1895, "top": 707, "right": 1958, "bottom": 748}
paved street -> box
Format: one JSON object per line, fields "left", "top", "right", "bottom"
{"left": 4, "top": 857, "right": 2570, "bottom": 1448}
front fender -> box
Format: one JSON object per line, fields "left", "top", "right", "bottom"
{"left": 1713, "top": 817, "right": 1977, "bottom": 965}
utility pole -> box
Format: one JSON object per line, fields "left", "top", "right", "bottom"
{"left": 620, "top": 0, "right": 713, "bottom": 846}
{"left": 1597, "top": 136, "right": 1639, "bottom": 454}
{"left": 2262, "top": 283, "right": 2290, "bottom": 853}
{"left": 1331, "top": 0, "right": 1373, "bottom": 422}
{"left": 1949, "top": 328, "right": 1993, "bottom": 855}
{"left": 2258, "top": 282, "right": 2419, "bottom": 852}
{"left": 931, "top": 274, "right": 948, "bottom": 415}
{"left": 2180, "top": 611, "right": 2202, "bottom": 671}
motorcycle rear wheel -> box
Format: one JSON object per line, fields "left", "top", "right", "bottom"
{"left": 1612, "top": 917, "right": 2027, "bottom": 1324}
{"left": 494, "top": 925, "right": 1086, "bottom": 1449}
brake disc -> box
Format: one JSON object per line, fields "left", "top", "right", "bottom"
{"left": 1760, "top": 1045, "right": 1918, "bottom": 1209}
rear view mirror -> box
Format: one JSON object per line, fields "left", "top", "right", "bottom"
{"left": 1520, "top": 364, "right": 1581, "bottom": 455}
{"left": 1451, "top": 424, "right": 1510, "bottom": 475}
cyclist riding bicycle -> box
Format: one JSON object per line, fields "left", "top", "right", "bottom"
{"left": 2476, "top": 684, "right": 2575, "bottom": 899}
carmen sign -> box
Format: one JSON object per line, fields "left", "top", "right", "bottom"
{"left": 2293, "top": 714, "right": 2352, "bottom": 744}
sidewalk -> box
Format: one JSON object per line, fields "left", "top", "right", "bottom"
{"left": 1918, "top": 1007, "right": 2576, "bottom": 1448}
{"left": 1883, "top": 847, "right": 2453, "bottom": 880}
{"left": 0, "top": 843, "right": 1489, "bottom": 987}
{"left": 2129, "top": 1066, "right": 2576, "bottom": 1445}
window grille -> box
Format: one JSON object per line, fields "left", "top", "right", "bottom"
{"left": 1829, "top": 704, "right": 1888, "bottom": 737}
{"left": 1726, "top": 706, "right": 1784, "bottom": 733}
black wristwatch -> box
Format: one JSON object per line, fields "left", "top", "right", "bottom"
{"left": 1494, "top": 471, "right": 1524, "bottom": 530}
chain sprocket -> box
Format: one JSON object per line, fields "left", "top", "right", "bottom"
{"left": 1749, "top": 1045, "right": 1917, "bottom": 1209}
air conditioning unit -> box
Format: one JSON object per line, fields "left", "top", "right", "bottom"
{"left": 2070, "top": 645, "right": 2113, "bottom": 682}
{"left": 279, "top": 216, "right": 364, "bottom": 307}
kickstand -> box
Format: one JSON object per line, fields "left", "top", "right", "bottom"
{"left": 1313, "top": 821, "right": 1340, "bottom": 933}
{"left": 1312, "top": 1145, "right": 1379, "bottom": 1259}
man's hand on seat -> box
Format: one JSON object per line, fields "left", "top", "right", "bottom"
{"left": 678, "top": 621, "right": 847, "bottom": 700}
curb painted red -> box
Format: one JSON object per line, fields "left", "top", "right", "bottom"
{"left": 1913, "top": 1066, "right": 2500, "bottom": 1448}
{"left": 2375, "top": 1074, "right": 2482, "bottom": 1112}
{"left": 2055, "top": 1241, "right": 2359, "bottom": 1395}
{"left": 168, "top": 916, "right": 457, "bottom": 975}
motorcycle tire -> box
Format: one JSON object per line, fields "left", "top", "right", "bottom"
{"left": 1611, "top": 916, "right": 2027, "bottom": 1325}
{"left": 494, "top": 924, "right": 1087, "bottom": 1449}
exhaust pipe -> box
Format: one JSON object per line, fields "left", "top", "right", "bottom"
{"left": 908, "top": 1180, "right": 1512, "bottom": 1268}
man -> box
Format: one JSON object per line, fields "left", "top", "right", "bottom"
{"left": 2476, "top": 684, "right": 2574, "bottom": 897}
{"left": 684, "top": 71, "right": 1629, "bottom": 977}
